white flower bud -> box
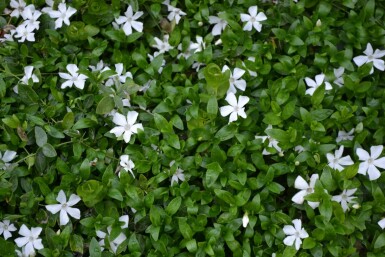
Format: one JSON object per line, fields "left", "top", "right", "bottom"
{"left": 242, "top": 212, "right": 249, "bottom": 228}
{"left": 316, "top": 19, "right": 322, "bottom": 27}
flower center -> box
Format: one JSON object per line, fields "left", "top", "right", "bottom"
{"left": 368, "top": 158, "right": 374, "bottom": 164}
{"left": 333, "top": 158, "right": 338, "bottom": 164}
{"left": 250, "top": 17, "right": 256, "bottom": 23}
{"left": 61, "top": 13, "right": 66, "bottom": 19}
{"left": 295, "top": 231, "right": 300, "bottom": 237}
{"left": 29, "top": 236, "right": 35, "bottom": 242}
{"left": 306, "top": 187, "right": 313, "bottom": 193}
{"left": 3, "top": 225, "right": 8, "bottom": 230}
{"left": 62, "top": 203, "right": 67, "bottom": 208}
{"left": 368, "top": 55, "right": 374, "bottom": 61}
{"left": 341, "top": 194, "right": 348, "bottom": 200}
{"left": 124, "top": 124, "right": 131, "bottom": 131}
{"left": 230, "top": 77, "right": 235, "bottom": 83}
{"left": 233, "top": 106, "right": 240, "bottom": 112}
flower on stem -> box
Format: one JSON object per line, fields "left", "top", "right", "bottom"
{"left": 208, "top": 14, "right": 228, "bottom": 36}
{"left": 119, "top": 154, "right": 135, "bottom": 178}
{"left": 220, "top": 92, "right": 249, "bottom": 123}
{"left": 59, "top": 64, "right": 88, "bottom": 90}
{"left": 115, "top": 5, "right": 143, "bottom": 36}
{"left": 110, "top": 111, "right": 143, "bottom": 143}
{"left": 304, "top": 73, "right": 332, "bottom": 96}
{"left": 332, "top": 188, "right": 357, "bottom": 212}
{"left": 45, "top": 190, "right": 81, "bottom": 226}
{"left": 14, "top": 225, "right": 44, "bottom": 257}
{"left": 336, "top": 129, "right": 354, "bottom": 143}
{"left": 283, "top": 219, "right": 309, "bottom": 250}
{"left": 240, "top": 6, "right": 267, "bottom": 32}
{"left": 326, "top": 145, "right": 354, "bottom": 171}
{"left": 353, "top": 43, "right": 385, "bottom": 74}
{"left": 0, "top": 220, "right": 17, "bottom": 240}
{"left": 291, "top": 174, "right": 319, "bottom": 209}
{"left": 222, "top": 65, "right": 246, "bottom": 94}
{"left": 47, "top": 2, "right": 77, "bottom": 29}
{"left": 333, "top": 67, "right": 345, "bottom": 87}
{"left": 356, "top": 145, "right": 385, "bottom": 180}
{"left": 166, "top": 5, "right": 186, "bottom": 24}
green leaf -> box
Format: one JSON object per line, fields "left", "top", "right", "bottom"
{"left": 203, "top": 63, "right": 230, "bottom": 99}
{"left": 35, "top": 126, "right": 48, "bottom": 147}
{"left": 206, "top": 162, "right": 223, "bottom": 187}
{"left": 342, "top": 163, "right": 359, "bottom": 179}
{"left": 207, "top": 95, "right": 218, "bottom": 116}
{"left": 2, "top": 115, "right": 20, "bottom": 128}
{"left": 215, "top": 124, "right": 237, "bottom": 141}
{"left": 311, "top": 84, "right": 325, "bottom": 106}
{"left": 150, "top": 205, "right": 162, "bottom": 227}
{"left": 77, "top": 180, "right": 106, "bottom": 207}
{"left": 70, "top": 234, "right": 84, "bottom": 254}
{"left": 153, "top": 113, "right": 173, "bottom": 133}
{"left": 165, "top": 196, "right": 182, "bottom": 216}
{"left": 62, "top": 112, "right": 75, "bottom": 129}
{"left": 374, "top": 233, "right": 385, "bottom": 249}
{"left": 178, "top": 218, "right": 193, "bottom": 239}
{"left": 108, "top": 188, "right": 123, "bottom": 201}
{"left": 42, "top": 143, "right": 57, "bottom": 157}
{"left": 18, "top": 84, "right": 39, "bottom": 104}
{"left": 89, "top": 237, "right": 102, "bottom": 257}
{"left": 283, "top": 246, "right": 297, "bottom": 257}
{"left": 79, "top": 158, "right": 90, "bottom": 179}
{"left": 96, "top": 96, "right": 115, "bottom": 115}
{"left": 303, "top": 237, "right": 316, "bottom": 249}
{"left": 0, "top": 238, "right": 15, "bottom": 257}
{"left": 73, "top": 118, "right": 97, "bottom": 129}
{"left": 214, "top": 189, "right": 235, "bottom": 205}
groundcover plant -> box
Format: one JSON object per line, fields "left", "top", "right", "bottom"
{"left": 2, "top": 0, "right": 385, "bottom": 256}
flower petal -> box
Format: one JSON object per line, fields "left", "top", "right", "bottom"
{"left": 67, "top": 194, "right": 81, "bottom": 206}
{"left": 356, "top": 148, "right": 370, "bottom": 161}
{"left": 283, "top": 235, "right": 296, "bottom": 247}
{"left": 294, "top": 176, "right": 309, "bottom": 190}
{"left": 2, "top": 150, "right": 17, "bottom": 162}
{"left": 66, "top": 207, "right": 80, "bottom": 219}
{"left": 225, "top": 92, "right": 237, "bottom": 106}
{"left": 353, "top": 56, "right": 368, "bottom": 67}
{"left": 238, "top": 95, "right": 249, "bottom": 108}
{"left": 18, "top": 224, "right": 31, "bottom": 237}
{"left": 113, "top": 113, "right": 127, "bottom": 126}
{"left": 368, "top": 164, "right": 381, "bottom": 180}
{"left": 283, "top": 225, "right": 296, "bottom": 235}
{"left": 291, "top": 190, "right": 307, "bottom": 204}
{"left": 46, "top": 204, "right": 62, "bottom": 214}
{"left": 60, "top": 209, "right": 70, "bottom": 225}
{"left": 220, "top": 106, "right": 233, "bottom": 117}
{"left": 56, "top": 190, "right": 67, "bottom": 204}
{"left": 126, "top": 111, "right": 139, "bottom": 125}
{"left": 363, "top": 43, "right": 373, "bottom": 56}
{"left": 371, "top": 145, "right": 383, "bottom": 159}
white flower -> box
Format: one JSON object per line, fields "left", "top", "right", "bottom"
{"left": 171, "top": 166, "right": 185, "bottom": 185}
{"left": 0, "top": 150, "right": 17, "bottom": 169}
{"left": 0, "top": 220, "right": 17, "bottom": 240}
{"left": 240, "top": 6, "right": 267, "bottom": 32}
{"left": 326, "top": 145, "right": 354, "bottom": 171}
{"left": 177, "top": 41, "right": 200, "bottom": 59}
{"left": 15, "top": 247, "right": 29, "bottom": 257}
{"left": 152, "top": 35, "right": 173, "bottom": 56}
{"left": 20, "top": 66, "right": 39, "bottom": 85}
{"left": 353, "top": 43, "right": 385, "bottom": 74}
{"left": 110, "top": 111, "right": 143, "bottom": 143}
{"left": 14, "top": 24, "right": 35, "bottom": 42}
{"left": 166, "top": 5, "right": 186, "bottom": 24}
{"left": 255, "top": 126, "right": 282, "bottom": 155}
{"left": 208, "top": 14, "right": 228, "bottom": 36}
{"left": 220, "top": 92, "right": 249, "bottom": 123}
{"left": 89, "top": 60, "right": 108, "bottom": 72}
{"left": 304, "top": 73, "right": 332, "bottom": 96}
{"left": 193, "top": 36, "right": 206, "bottom": 53}
{"left": 96, "top": 226, "right": 126, "bottom": 254}
{"left": 291, "top": 174, "right": 319, "bottom": 209}
{"left": 148, "top": 54, "right": 166, "bottom": 73}
{"left": 333, "top": 67, "right": 345, "bottom": 87}
{"left": 115, "top": 5, "right": 143, "bottom": 36}
{"left": 45, "top": 190, "right": 81, "bottom": 226}
{"left": 119, "top": 154, "right": 135, "bottom": 178}
{"left": 41, "top": 0, "right": 54, "bottom": 13}
{"left": 21, "top": 6, "right": 41, "bottom": 31}
{"left": 332, "top": 188, "right": 357, "bottom": 212}
{"left": 14, "top": 225, "right": 44, "bottom": 257}
{"left": 356, "top": 145, "right": 385, "bottom": 180}
{"left": 105, "top": 63, "right": 132, "bottom": 87}
{"left": 10, "top": 0, "right": 26, "bottom": 18}
{"left": 283, "top": 219, "right": 309, "bottom": 250}
{"left": 59, "top": 64, "right": 88, "bottom": 90}
{"left": 119, "top": 215, "right": 129, "bottom": 229}
{"left": 336, "top": 129, "right": 354, "bottom": 143}
{"left": 222, "top": 65, "right": 246, "bottom": 94}
{"left": 242, "top": 212, "right": 249, "bottom": 228}
{"left": 378, "top": 218, "right": 385, "bottom": 229}
{"left": 47, "top": 3, "right": 77, "bottom": 29}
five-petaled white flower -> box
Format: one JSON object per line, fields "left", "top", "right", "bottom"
{"left": 304, "top": 73, "right": 332, "bottom": 96}
{"left": 222, "top": 65, "right": 247, "bottom": 94}
{"left": 170, "top": 160, "right": 185, "bottom": 185}
{"left": 336, "top": 129, "right": 354, "bottom": 143}
{"left": 353, "top": 43, "right": 385, "bottom": 74}
{"left": 47, "top": 2, "right": 77, "bottom": 29}
{"left": 104, "top": 63, "right": 132, "bottom": 87}
{"left": 119, "top": 154, "right": 135, "bottom": 178}
{"left": 14, "top": 24, "right": 35, "bottom": 42}
{"left": 220, "top": 92, "right": 249, "bottom": 123}
{"left": 115, "top": 5, "right": 143, "bottom": 36}
{"left": 326, "top": 145, "right": 354, "bottom": 171}
{"left": 21, "top": 6, "right": 41, "bottom": 31}
{"left": 0, "top": 150, "right": 17, "bottom": 169}
{"left": 240, "top": 6, "right": 267, "bottom": 32}
{"left": 332, "top": 188, "right": 357, "bottom": 212}
{"left": 356, "top": 145, "right": 385, "bottom": 180}
{"left": 208, "top": 14, "right": 228, "bottom": 36}
{"left": 59, "top": 64, "right": 88, "bottom": 90}
{"left": 166, "top": 5, "right": 186, "bottom": 24}
{"left": 14, "top": 225, "right": 44, "bottom": 257}
{"left": 0, "top": 220, "right": 17, "bottom": 240}
{"left": 110, "top": 111, "right": 143, "bottom": 143}
{"left": 283, "top": 219, "right": 309, "bottom": 250}
{"left": 10, "top": 0, "right": 26, "bottom": 18}
{"left": 333, "top": 67, "right": 345, "bottom": 87}
{"left": 45, "top": 190, "right": 81, "bottom": 226}
{"left": 152, "top": 35, "right": 173, "bottom": 56}
{"left": 255, "top": 125, "right": 282, "bottom": 155}
{"left": 292, "top": 174, "right": 320, "bottom": 209}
